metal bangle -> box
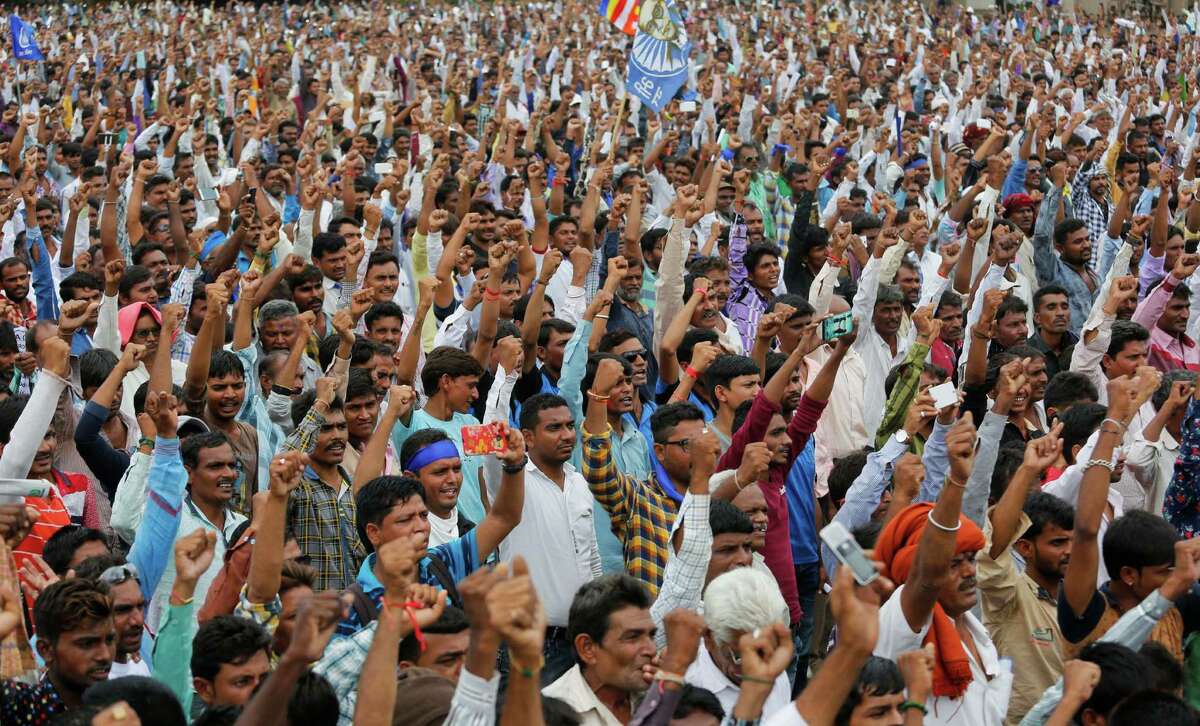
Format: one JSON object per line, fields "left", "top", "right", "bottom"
{"left": 1086, "top": 458, "right": 1116, "bottom": 473}
{"left": 926, "top": 511, "right": 961, "bottom": 533}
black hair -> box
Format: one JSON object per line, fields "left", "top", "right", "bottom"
{"left": 1106, "top": 320, "right": 1150, "bottom": 361}
{"left": 640, "top": 228, "right": 669, "bottom": 257}
{"left": 567, "top": 574, "right": 651, "bottom": 666}
{"left": 703, "top": 355, "right": 760, "bottom": 399}
{"left": 118, "top": 265, "right": 154, "bottom": 300}
{"left": 995, "top": 295, "right": 1029, "bottom": 321}
{"left": 936, "top": 289, "right": 963, "bottom": 314}
{"left": 1103, "top": 510, "right": 1179, "bottom": 577}
{"left": 596, "top": 329, "right": 639, "bottom": 353}
{"left": 59, "top": 271, "right": 102, "bottom": 302}
{"left": 538, "top": 318, "right": 576, "bottom": 348}
{"left": 709, "top": 499, "right": 754, "bottom": 537}
{"left": 190, "top": 705, "right": 241, "bottom": 726}
{"left": 0, "top": 394, "right": 28, "bottom": 444}
{"left": 1139, "top": 641, "right": 1185, "bottom": 695}
{"left": 346, "top": 367, "right": 376, "bottom": 404}
{"left": 312, "top": 231, "right": 348, "bottom": 259}
{"left": 365, "top": 301, "right": 405, "bottom": 330}
{"left": 398, "top": 606, "right": 469, "bottom": 663}
{"left": 648, "top": 401, "right": 704, "bottom": 444}
{"left": 834, "top": 656, "right": 906, "bottom": 726}
{"left": 285, "top": 671, "right": 339, "bottom": 726}
{"left": 190, "top": 615, "right": 272, "bottom": 682}
{"left": 884, "top": 359, "right": 947, "bottom": 397}
{"left": 355, "top": 476, "right": 426, "bottom": 553}
{"left": 1020, "top": 492, "right": 1075, "bottom": 541}
{"left": 181, "top": 431, "right": 232, "bottom": 469}
{"left": 290, "top": 389, "right": 344, "bottom": 428}
{"left": 742, "top": 243, "right": 780, "bottom": 274}
{"left": 420, "top": 346, "right": 485, "bottom": 398}
{"left": 1109, "top": 690, "right": 1198, "bottom": 726}
{"left": 79, "top": 348, "right": 119, "bottom": 392}
{"left": 209, "top": 350, "right": 246, "bottom": 382}
{"left": 42, "top": 525, "right": 109, "bottom": 576}
{"left": 1044, "top": 372, "right": 1100, "bottom": 417}
{"left": 672, "top": 685, "right": 725, "bottom": 721}
{"left": 518, "top": 392, "right": 571, "bottom": 432}
{"left": 678, "top": 328, "right": 719, "bottom": 365}
{"left": 133, "top": 381, "right": 186, "bottom": 417}
{"left": 989, "top": 444, "right": 1027, "bottom": 504}
{"left": 1059, "top": 402, "right": 1107, "bottom": 464}
{"left": 34, "top": 579, "right": 112, "bottom": 647}
{"left": 82, "top": 676, "right": 187, "bottom": 726}
{"left": 1053, "top": 218, "right": 1088, "bottom": 248}
{"left": 765, "top": 293, "right": 815, "bottom": 319}
{"left": 829, "top": 450, "right": 871, "bottom": 504}
{"left": 1077, "top": 642, "right": 1152, "bottom": 721}
{"left": 1033, "top": 283, "right": 1071, "bottom": 312}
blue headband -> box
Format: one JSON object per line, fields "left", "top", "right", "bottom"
{"left": 403, "top": 439, "right": 461, "bottom": 473}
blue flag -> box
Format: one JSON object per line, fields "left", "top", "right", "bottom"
{"left": 9, "top": 15, "right": 43, "bottom": 62}
{"left": 626, "top": 0, "right": 690, "bottom": 112}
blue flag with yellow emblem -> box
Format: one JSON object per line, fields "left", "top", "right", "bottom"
{"left": 626, "top": 0, "right": 690, "bottom": 112}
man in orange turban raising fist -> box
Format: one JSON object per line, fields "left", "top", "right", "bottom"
{"left": 872, "top": 413, "right": 1012, "bottom": 726}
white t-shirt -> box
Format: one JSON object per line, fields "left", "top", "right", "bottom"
{"left": 109, "top": 656, "right": 151, "bottom": 679}
{"left": 874, "top": 584, "right": 1012, "bottom": 726}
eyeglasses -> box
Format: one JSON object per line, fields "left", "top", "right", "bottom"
{"left": 620, "top": 349, "right": 647, "bottom": 363}
{"left": 99, "top": 563, "right": 139, "bottom": 586}
{"left": 131, "top": 326, "right": 160, "bottom": 341}
{"left": 662, "top": 438, "right": 692, "bottom": 452}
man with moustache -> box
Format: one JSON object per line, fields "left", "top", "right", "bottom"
{"left": 1028, "top": 284, "right": 1077, "bottom": 381}
{"left": 979, "top": 432, "right": 1074, "bottom": 725}
{"left": 482, "top": 392, "right": 603, "bottom": 683}
{"left": 284, "top": 379, "right": 364, "bottom": 592}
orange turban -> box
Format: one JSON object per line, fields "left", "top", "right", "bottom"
{"left": 875, "top": 502, "right": 985, "bottom": 699}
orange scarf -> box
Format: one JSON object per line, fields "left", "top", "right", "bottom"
{"left": 875, "top": 502, "right": 985, "bottom": 699}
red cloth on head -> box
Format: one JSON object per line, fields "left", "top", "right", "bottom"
{"left": 1002, "top": 193, "right": 1036, "bottom": 214}
{"left": 874, "top": 502, "right": 985, "bottom": 699}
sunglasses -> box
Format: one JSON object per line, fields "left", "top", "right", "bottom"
{"left": 620, "top": 349, "right": 647, "bottom": 363}
{"left": 99, "top": 563, "right": 139, "bottom": 586}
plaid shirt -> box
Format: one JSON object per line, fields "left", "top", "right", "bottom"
{"left": 286, "top": 466, "right": 364, "bottom": 592}
{"left": 1073, "top": 160, "right": 1111, "bottom": 274}
{"left": 313, "top": 619, "right": 377, "bottom": 726}
{"left": 581, "top": 425, "right": 681, "bottom": 596}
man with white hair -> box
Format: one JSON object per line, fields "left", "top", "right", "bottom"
{"left": 684, "top": 567, "right": 792, "bottom": 717}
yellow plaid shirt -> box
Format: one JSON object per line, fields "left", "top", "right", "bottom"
{"left": 581, "top": 425, "right": 681, "bottom": 597}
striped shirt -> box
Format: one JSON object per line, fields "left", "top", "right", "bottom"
{"left": 581, "top": 425, "right": 681, "bottom": 596}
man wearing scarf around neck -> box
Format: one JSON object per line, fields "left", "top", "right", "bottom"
{"left": 872, "top": 413, "right": 1014, "bottom": 726}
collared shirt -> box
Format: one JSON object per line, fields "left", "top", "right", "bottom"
{"left": 487, "top": 459, "right": 601, "bottom": 626}
{"left": 287, "top": 466, "right": 364, "bottom": 592}
{"left": 1025, "top": 330, "right": 1078, "bottom": 382}
{"left": 875, "top": 584, "right": 1013, "bottom": 726}
{"left": 0, "top": 675, "right": 66, "bottom": 725}
{"left": 804, "top": 343, "right": 868, "bottom": 497}
{"left": 336, "top": 531, "right": 480, "bottom": 637}
{"left": 149, "top": 497, "right": 246, "bottom": 632}
{"left": 543, "top": 664, "right": 624, "bottom": 726}
{"left": 314, "top": 619, "right": 378, "bottom": 726}
{"left": 1032, "top": 185, "right": 1099, "bottom": 338}
{"left": 978, "top": 510, "right": 1062, "bottom": 726}
{"left": 1133, "top": 274, "right": 1200, "bottom": 373}
{"left": 653, "top": 491, "right": 715, "bottom": 649}
{"left": 727, "top": 281, "right": 771, "bottom": 347}
{"left": 581, "top": 424, "right": 681, "bottom": 596}
{"left": 686, "top": 641, "right": 792, "bottom": 720}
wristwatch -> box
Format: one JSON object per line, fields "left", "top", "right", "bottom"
{"left": 893, "top": 429, "right": 909, "bottom": 445}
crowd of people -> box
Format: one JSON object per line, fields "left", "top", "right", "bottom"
{"left": 3, "top": 0, "right": 1200, "bottom": 724}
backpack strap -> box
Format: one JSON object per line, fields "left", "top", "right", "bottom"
{"left": 344, "top": 582, "right": 380, "bottom": 626}
{"left": 425, "top": 555, "right": 462, "bottom": 609}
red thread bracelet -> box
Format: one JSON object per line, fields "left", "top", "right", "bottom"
{"left": 685, "top": 366, "right": 702, "bottom": 380}
{"left": 402, "top": 601, "right": 428, "bottom": 653}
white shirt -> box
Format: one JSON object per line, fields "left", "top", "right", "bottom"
{"left": 1127, "top": 427, "right": 1179, "bottom": 517}
{"left": 543, "top": 664, "right": 623, "bottom": 726}
{"left": 488, "top": 460, "right": 602, "bottom": 626}
{"left": 875, "top": 585, "right": 1012, "bottom": 726}
{"left": 686, "top": 641, "right": 792, "bottom": 720}
{"left": 428, "top": 509, "right": 459, "bottom": 548}
{"left": 109, "top": 657, "right": 151, "bottom": 679}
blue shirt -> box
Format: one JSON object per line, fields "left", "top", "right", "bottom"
{"left": 335, "top": 530, "right": 479, "bottom": 637}
{"left": 785, "top": 438, "right": 819, "bottom": 566}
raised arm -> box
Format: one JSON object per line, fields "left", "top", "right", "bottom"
{"left": 900, "top": 414, "right": 977, "bottom": 632}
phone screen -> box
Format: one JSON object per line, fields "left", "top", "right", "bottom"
{"left": 821, "top": 311, "right": 854, "bottom": 341}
